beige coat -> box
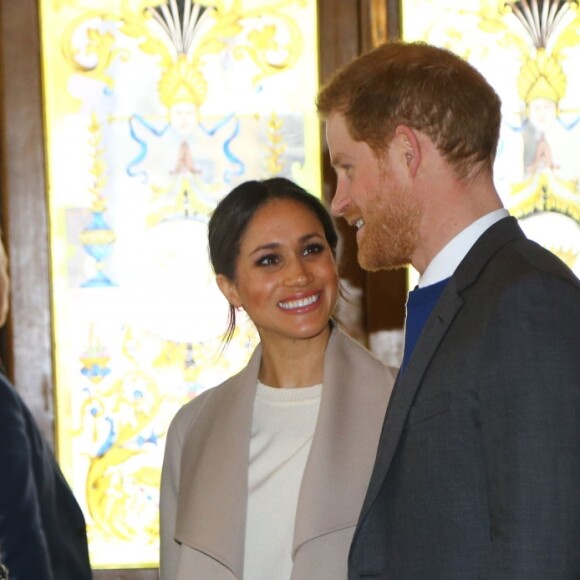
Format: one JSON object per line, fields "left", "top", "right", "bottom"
{"left": 160, "top": 325, "right": 396, "bottom": 579}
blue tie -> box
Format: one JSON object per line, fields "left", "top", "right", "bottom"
{"left": 401, "top": 277, "right": 449, "bottom": 371}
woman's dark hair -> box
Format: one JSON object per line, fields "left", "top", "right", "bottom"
{"left": 208, "top": 177, "right": 338, "bottom": 345}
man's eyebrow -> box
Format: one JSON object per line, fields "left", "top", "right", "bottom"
{"left": 331, "top": 153, "right": 353, "bottom": 168}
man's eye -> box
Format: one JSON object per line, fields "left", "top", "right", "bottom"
{"left": 343, "top": 165, "right": 353, "bottom": 177}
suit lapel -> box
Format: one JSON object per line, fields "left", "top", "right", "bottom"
{"left": 356, "top": 216, "right": 526, "bottom": 528}
{"left": 357, "top": 281, "right": 464, "bottom": 524}
{"left": 175, "top": 346, "right": 262, "bottom": 579}
{"left": 293, "top": 326, "right": 394, "bottom": 553}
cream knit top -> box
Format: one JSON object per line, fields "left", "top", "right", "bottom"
{"left": 243, "top": 381, "right": 322, "bottom": 580}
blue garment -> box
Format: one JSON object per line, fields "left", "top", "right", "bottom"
{"left": 0, "top": 372, "right": 92, "bottom": 580}
{"left": 401, "top": 277, "right": 449, "bottom": 371}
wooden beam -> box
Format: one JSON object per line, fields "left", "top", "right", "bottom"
{"left": 0, "top": 0, "right": 55, "bottom": 444}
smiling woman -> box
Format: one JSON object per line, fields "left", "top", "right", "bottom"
{"left": 209, "top": 178, "right": 339, "bottom": 353}
{"left": 159, "top": 177, "right": 397, "bottom": 580}
{"left": 216, "top": 196, "right": 339, "bottom": 353}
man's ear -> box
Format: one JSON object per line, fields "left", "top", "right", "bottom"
{"left": 393, "top": 125, "right": 421, "bottom": 177}
{"left": 216, "top": 273, "right": 242, "bottom": 308}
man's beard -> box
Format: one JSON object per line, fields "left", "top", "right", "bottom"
{"left": 357, "top": 171, "right": 420, "bottom": 272}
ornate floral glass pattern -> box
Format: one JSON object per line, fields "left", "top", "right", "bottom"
{"left": 403, "top": 0, "right": 580, "bottom": 279}
{"left": 40, "top": 0, "right": 320, "bottom": 568}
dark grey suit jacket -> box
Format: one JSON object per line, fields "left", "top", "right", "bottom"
{"left": 349, "top": 217, "right": 580, "bottom": 579}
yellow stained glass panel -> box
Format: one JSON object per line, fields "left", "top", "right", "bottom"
{"left": 40, "top": 0, "right": 320, "bottom": 568}
{"left": 403, "top": 0, "right": 580, "bottom": 286}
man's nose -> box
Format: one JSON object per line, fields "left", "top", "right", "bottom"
{"left": 330, "top": 183, "right": 349, "bottom": 217}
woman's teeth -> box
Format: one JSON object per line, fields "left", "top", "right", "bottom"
{"left": 278, "top": 294, "right": 320, "bottom": 310}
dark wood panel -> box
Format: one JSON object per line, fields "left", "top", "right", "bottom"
{"left": 317, "top": 0, "right": 367, "bottom": 342}
{"left": 0, "top": 0, "right": 55, "bottom": 444}
{"left": 366, "top": 0, "right": 407, "bottom": 334}
{"left": 317, "top": 0, "right": 362, "bottom": 85}
{"left": 362, "top": 0, "right": 407, "bottom": 335}
{"left": 387, "top": 0, "right": 402, "bottom": 40}
{"left": 318, "top": 0, "right": 407, "bottom": 342}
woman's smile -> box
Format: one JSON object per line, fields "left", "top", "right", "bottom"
{"left": 278, "top": 291, "right": 322, "bottom": 312}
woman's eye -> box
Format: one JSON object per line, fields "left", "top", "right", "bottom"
{"left": 256, "top": 254, "right": 279, "bottom": 266}
{"left": 303, "top": 243, "right": 325, "bottom": 256}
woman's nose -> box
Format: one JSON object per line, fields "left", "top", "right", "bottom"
{"left": 285, "top": 260, "right": 311, "bottom": 286}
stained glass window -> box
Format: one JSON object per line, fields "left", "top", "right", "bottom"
{"left": 403, "top": 0, "right": 580, "bottom": 283}
{"left": 40, "top": 0, "right": 320, "bottom": 568}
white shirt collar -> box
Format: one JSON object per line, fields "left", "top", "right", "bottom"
{"left": 418, "top": 209, "right": 509, "bottom": 288}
